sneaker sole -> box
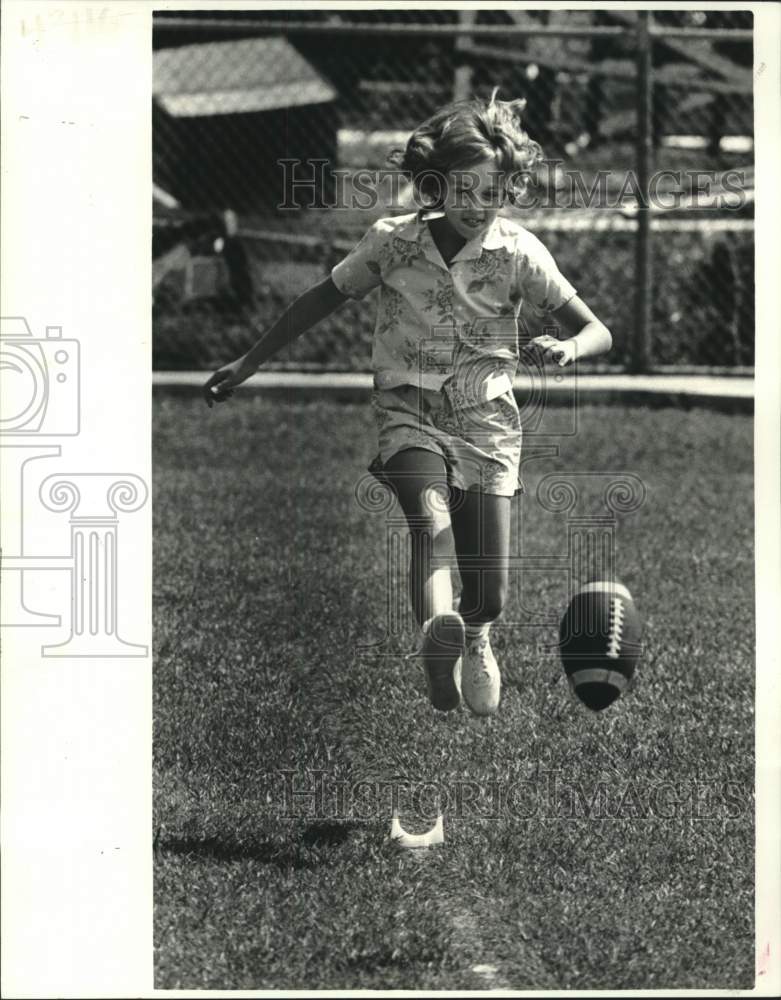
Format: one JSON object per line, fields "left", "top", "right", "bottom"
{"left": 421, "top": 613, "right": 465, "bottom": 712}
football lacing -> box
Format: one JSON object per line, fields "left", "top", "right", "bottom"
{"left": 606, "top": 598, "right": 624, "bottom": 659}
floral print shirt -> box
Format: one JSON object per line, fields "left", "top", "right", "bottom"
{"left": 331, "top": 210, "right": 576, "bottom": 407}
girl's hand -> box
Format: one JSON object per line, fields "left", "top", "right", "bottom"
{"left": 522, "top": 335, "right": 577, "bottom": 368}
{"left": 203, "top": 356, "right": 256, "bottom": 407}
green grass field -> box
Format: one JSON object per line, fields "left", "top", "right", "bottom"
{"left": 153, "top": 393, "right": 754, "bottom": 990}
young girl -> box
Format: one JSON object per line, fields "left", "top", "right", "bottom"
{"left": 204, "top": 91, "right": 612, "bottom": 717}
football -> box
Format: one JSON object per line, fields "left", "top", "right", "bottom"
{"left": 559, "top": 581, "right": 643, "bottom": 711}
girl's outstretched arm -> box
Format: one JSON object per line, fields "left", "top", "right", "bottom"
{"left": 203, "top": 276, "right": 348, "bottom": 406}
{"left": 523, "top": 295, "right": 612, "bottom": 368}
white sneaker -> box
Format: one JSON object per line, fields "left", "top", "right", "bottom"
{"left": 461, "top": 634, "right": 501, "bottom": 716}
{"left": 419, "top": 612, "right": 465, "bottom": 712}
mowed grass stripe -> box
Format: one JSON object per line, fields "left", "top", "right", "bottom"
{"left": 154, "top": 395, "right": 754, "bottom": 990}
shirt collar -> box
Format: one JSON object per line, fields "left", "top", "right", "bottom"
{"left": 414, "top": 209, "right": 507, "bottom": 268}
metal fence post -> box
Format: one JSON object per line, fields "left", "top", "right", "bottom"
{"left": 453, "top": 11, "right": 475, "bottom": 101}
{"left": 633, "top": 11, "right": 653, "bottom": 373}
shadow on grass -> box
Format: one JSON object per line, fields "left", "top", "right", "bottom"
{"left": 157, "top": 821, "right": 356, "bottom": 870}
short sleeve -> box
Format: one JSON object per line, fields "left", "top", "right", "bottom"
{"left": 330, "top": 220, "right": 386, "bottom": 300}
{"left": 516, "top": 236, "right": 577, "bottom": 315}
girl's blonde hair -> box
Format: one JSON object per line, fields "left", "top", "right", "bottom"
{"left": 389, "top": 88, "right": 543, "bottom": 206}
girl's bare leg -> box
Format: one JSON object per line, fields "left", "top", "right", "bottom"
{"left": 449, "top": 487, "right": 512, "bottom": 715}
{"left": 382, "top": 448, "right": 456, "bottom": 629}
{"left": 450, "top": 487, "right": 511, "bottom": 627}
{"left": 382, "top": 448, "right": 463, "bottom": 710}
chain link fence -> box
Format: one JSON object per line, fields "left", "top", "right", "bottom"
{"left": 152, "top": 9, "right": 754, "bottom": 373}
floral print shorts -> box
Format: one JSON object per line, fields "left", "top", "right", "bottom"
{"left": 369, "top": 382, "right": 523, "bottom": 497}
